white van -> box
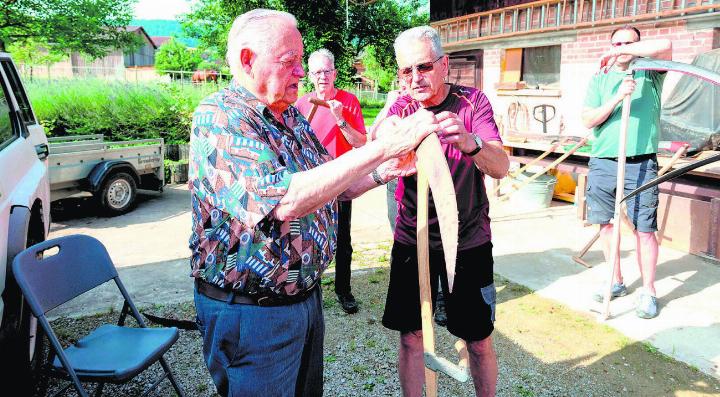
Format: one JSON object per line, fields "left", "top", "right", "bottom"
{"left": 0, "top": 53, "right": 50, "bottom": 392}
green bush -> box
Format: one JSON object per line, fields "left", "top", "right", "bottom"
{"left": 26, "top": 80, "right": 216, "bottom": 144}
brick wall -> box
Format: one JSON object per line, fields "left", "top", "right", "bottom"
{"left": 474, "top": 20, "right": 718, "bottom": 137}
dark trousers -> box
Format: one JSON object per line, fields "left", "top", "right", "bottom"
{"left": 335, "top": 200, "right": 353, "bottom": 295}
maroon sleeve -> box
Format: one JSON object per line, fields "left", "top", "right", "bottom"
{"left": 472, "top": 91, "right": 502, "bottom": 143}
{"left": 387, "top": 95, "right": 415, "bottom": 119}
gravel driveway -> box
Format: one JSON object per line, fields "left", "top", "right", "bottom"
{"left": 37, "top": 259, "right": 720, "bottom": 397}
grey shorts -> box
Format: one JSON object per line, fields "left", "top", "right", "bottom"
{"left": 586, "top": 155, "right": 659, "bottom": 233}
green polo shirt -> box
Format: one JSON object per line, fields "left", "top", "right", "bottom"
{"left": 584, "top": 69, "right": 665, "bottom": 158}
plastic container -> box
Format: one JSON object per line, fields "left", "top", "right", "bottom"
{"left": 507, "top": 171, "right": 558, "bottom": 211}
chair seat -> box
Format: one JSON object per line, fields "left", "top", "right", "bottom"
{"left": 53, "top": 324, "right": 179, "bottom": 382}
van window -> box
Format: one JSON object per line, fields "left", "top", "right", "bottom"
{"left": 0, "top": 80, "right": 16, "bottom": 149}
{"left": 0, "top": 60, "right": 34, "bottom": 125}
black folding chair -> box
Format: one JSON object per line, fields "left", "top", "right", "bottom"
{"left": 11, "top": 234, "right": 185, "bottom": 397}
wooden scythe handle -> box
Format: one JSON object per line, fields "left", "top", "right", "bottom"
{"left": 417, "top": 162, "right": 438, "bottom": 397}
{"left": 601, "top": 72, "right": 633, "bottom": 320}
{"left": 305, "top": 98, "right": 329, "bottom": 123}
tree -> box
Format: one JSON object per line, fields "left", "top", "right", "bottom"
{"left": 7, "top": 39, "right": 65, "bottom": 81}
{"left": 155, "top": 38, "right": 203, "bottom": 75}
{"left": 0, "top": 0, "right": 140, "bottom": 57}
{"left": 181, "top": 0, "right": 429, "bottom": 91}
{"left": 359, "top": 45, "right": 396, "bottom": 92}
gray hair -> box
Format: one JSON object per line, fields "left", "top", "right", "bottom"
{"left": 393, "top": 26, "right": 444, "bottom": 58}
{"left": 308, "top": 48, "right": 335, "bottom": 67}
{"left": 226, "top": 9, "right": 298, "bottom": 77}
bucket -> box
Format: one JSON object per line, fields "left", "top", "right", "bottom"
{"left": 507, "top": 171, "right": 558, "bottom": 211}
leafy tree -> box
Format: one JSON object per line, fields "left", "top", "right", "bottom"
{"left": 0, "top": 0, "right": 141, "bottom": 57}
{"left": 359, "top": 45, "right": 396, "bottom": 91}
{"left": 181, "top": 0, "right": 428, "bottom": 91}
{"left": 7, "top": 39, "right": 65, "bottom": 81}
{"left": 180, "top": 0, "right": 277, "bottom": 61}
{"left": 155, "top": 38, "right": 203, "bottom": 75}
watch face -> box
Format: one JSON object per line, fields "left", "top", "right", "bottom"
{"left": 474, "top": 135, "right": 483, "bottom": 148}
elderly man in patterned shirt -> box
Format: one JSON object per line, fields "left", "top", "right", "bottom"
{"left": 189, "top": 9, "right": 439, "bottom": 397}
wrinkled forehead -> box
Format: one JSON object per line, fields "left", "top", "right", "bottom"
{"left": 267, "top": 23, "right": 303, "bottom": 58}
{"left": 308, "top": 55, "right": 333, "bottom": 71}
{"left": 396, "top": 40, "right": 437, "bottom": 68}
{"left": 611, "top": 28, "right": 639, "bottom": 42}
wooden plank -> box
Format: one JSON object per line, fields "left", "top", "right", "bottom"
{"left": 576, "top": 173, "right": 588, "bottom": 220}
{"left": 501, "top": 48, "right": 523, "bottom": 83}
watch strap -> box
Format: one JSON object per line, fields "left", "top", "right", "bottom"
{"left": 466, "top": 136, "right": 483, "bottom": 156}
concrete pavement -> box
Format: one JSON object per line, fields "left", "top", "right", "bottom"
{"left": 48, "top": 182, "right": 720, "bottom": 379}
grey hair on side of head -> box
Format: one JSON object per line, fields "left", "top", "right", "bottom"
{"left": 393, "top": 26, "right": 444, "bottom": 58}
{"left": 226, "top": 9, "right": 298, "bottom": 77}
{"left": 308, "top": 48, "right": 335, "bottom": 67}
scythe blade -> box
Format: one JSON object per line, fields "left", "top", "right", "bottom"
{"left": 416, "top": 134, "right": 459, "bottom": 293}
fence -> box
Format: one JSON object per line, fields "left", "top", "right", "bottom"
{"left": 351, "top": 88, "right": 388, "bottom": 103}
{"left": 17, "top": 64, "right": 232, "bottom": 85}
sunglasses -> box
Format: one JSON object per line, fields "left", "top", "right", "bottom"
{"left": 398, "top": 56, "right": 444, "bottom": 80}
{"left": 611, "top": 41, "right": 638, "bottom": 47}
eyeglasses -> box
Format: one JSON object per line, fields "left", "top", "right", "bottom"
{"left": 310, "top": 69, "right": 335, "bottom": 77}
{"left": 398, "top": 56, "right": 444, "bottom": 80}
{"left": 611, "top": 41, "right": 638, "bottom": 47}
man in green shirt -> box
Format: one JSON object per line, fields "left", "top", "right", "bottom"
{"left": 581, "top": 25, "right": 672, "bottom": 319}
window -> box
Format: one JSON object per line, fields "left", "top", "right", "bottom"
{"left": 1, "top": 60, "right": 35, "bottom": 124}
{"left": 0, "top": 78, "right": 16, "bottom": 148}
{"left": 522, "top": 46, "right": 561, "bottom": 87}
{"left": 498, "top": 45, "right": 561, "bottom": 89}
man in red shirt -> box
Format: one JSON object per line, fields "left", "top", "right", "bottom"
{"left": 296, "top": 49, "right": 366, "bottom": 313}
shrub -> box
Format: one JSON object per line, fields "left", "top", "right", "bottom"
{"left": 26, "top": 79, "right": 216, "bottom": 144}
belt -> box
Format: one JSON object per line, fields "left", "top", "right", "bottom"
{"left": 600, "top": 153, "right": 655, "bottom": 163}
{"left": 195, "top": 279, "right": 316, "bottom": 307}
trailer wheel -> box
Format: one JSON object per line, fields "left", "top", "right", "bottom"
{"left": 98, "top": 172, "right": 137, "bottom": 215}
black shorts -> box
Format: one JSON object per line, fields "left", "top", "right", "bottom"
{"left": 382, "top": 241, "right": 496, "bottom": 341}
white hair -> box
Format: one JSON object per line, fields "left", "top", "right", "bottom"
{"left": 308, "top": 48, "right": 335, "bottom": 67}
{"left": 393, "top": 26, "right": 444, "bottom": 59}
{"left": 226, "top": 9, "right": 298, "bottom": 77}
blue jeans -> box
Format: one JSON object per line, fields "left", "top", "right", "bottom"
{"left": 194, "top": 287, "right": 325, "bottom": 397}
{"left": 386, "top": 179, "right": 398, "bottom": 232}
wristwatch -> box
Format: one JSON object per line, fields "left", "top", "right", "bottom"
{"left": 371, "top": 169, "right": 386, "bottom": 185}
{"left": 465, "top": 135, "right": 483, "bottom": 156}
{"left": 337, "top": 119, "right": 348, "bottom": 129}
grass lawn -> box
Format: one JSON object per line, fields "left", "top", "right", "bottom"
{"left": 362, "top": 106, "right": 383, "bottom": 128}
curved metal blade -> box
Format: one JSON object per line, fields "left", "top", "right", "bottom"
{"left": 630, "top": 58, "right": 720, "bottom": 86}
{"left": 621, "top": 152, "right": 720, "bottom": 204}
{"left": 416, "top": 134, "right": 459, "bottom": 293}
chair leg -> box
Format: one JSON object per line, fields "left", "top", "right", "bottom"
{"left": 159, "top": 357, "right": 185, "bottom": 397}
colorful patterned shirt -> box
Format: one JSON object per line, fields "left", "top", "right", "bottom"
{"left": 189, "top": 80, "right": 337, "bottom": 296}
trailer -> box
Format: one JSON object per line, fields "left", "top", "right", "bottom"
{"left": 48, "top": 134, "right": 164, "bottom": 215}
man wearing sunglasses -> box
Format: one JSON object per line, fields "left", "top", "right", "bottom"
{"left": 296, "top": 49, "right": 367, "bottom": 314}
{"left": 378, "top": 26, "right": 509, "bottom": 397}
{"left": 581, "top": 25, "right": 672, "bottom": 319}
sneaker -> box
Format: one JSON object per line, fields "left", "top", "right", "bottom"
{"left": 635, "top": 291, "right": 658, "bottom": 319}
{"left": 592, "top": 282, "right": 628, "bottom": 303}
{"left": 434, "top": 293, "right": 447, "bottom": 327}
{"left": 336, "top": 292, "right": 359, "bottom": 314}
